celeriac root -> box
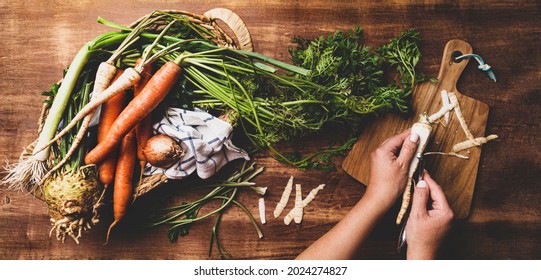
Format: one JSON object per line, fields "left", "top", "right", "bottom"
{"left": 39, "top": 117, "right": 92, "bottom": 184}
{"left": 49, "top": 216, "right": 95, "bottom": 244}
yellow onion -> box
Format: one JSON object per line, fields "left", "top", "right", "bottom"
{"left": 143, "top": 134, "right": 184, "bottom": 168}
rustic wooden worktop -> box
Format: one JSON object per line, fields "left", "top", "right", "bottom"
{"left": 0, "top": 0, "right": 539, "bottom": 260}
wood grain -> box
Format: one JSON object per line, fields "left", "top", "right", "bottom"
{"left": 343, "top": 39, "right": 490, "bottom": 219}
{"left": 1, "top": 0, "right": 540, "bottom": 260}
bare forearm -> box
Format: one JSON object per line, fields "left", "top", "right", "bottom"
{"left": 296, "top": 191, "right": 391, "bottom": 260}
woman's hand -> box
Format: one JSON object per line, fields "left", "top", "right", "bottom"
{"left": 406, "top": 170, "right": 454, "bottom": 260}
{"left": 366, "top": 129, "right": 420, "bottom": 209}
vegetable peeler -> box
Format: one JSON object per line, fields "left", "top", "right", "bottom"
{"left": 396, "top": 152, "right": 424, "bottom": 255}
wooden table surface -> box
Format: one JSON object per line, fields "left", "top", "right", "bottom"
{"left": 0, "top": 0, "right": 539, "bottom": 260}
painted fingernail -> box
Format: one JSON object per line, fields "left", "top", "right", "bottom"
{"left": 417, "top": 180, "right": 427, "bottom": 188}
{"left": 409, "top": 133, "right": 419, "bottom": 143}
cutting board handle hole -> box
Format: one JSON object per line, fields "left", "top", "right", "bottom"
{"left": 451, "top": 50, "right": 464, "bottom": 63}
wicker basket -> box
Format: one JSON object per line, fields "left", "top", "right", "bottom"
{"left": 23, "top": 8, "right": 253, "bottom": 200}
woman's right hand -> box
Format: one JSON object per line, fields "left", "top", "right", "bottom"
{"left": 406, "top": 170, "right": 454, "bottom": 260}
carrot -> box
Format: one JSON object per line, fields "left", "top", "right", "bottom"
{"left": 85, "top": 61, "right": 182, "bottom": 165}
{"left": 105, "top": 128, "right": 137, "bottom": 244}
{"left": 34, "top": 20, "right": 186, "bottom": 157}
{"left": 35, "top": 19, "right": 185, "bottom": 158}
{"left": 97, "top": 69, "right": 128, "bottom": 186}
{"left": 133, "top": 58, "right": 154, "bottom": 181}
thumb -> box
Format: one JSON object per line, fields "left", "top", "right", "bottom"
{"left": 411, "top": 180, "right": 430, "bottom": 216}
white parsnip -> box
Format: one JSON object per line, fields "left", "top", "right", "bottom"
{"left": 396, "top": 115, "right": 433, "bottom": 225}
{"left": 453, "top": 134, "right": 498, "bottom": 152}
{"left": 34, "top": 67, "right": 142, "bottom": 155}
{"left": 34, "top": 19, "right": 180, "bottom": 156}
{"left": 39, "top": 62, "right": 118, "bottom": 184}
{"left": 396, "top": 90, "right": 498, "bottom": 224}
{"left": 428, "top": 90, "right": 458, "bottom": 123}
{"left": 448, "top": 92, "right": 476, "bottom": 144}
{"left": 441, "top": 90, "right": 451, "bottom": 124}
{"left": 274, "top": 176, "right": 294, "bottom": 218}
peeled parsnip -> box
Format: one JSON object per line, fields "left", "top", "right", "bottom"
{"left": 396, "top": 90, "right": 498, "bottom": 224}
{"left": 396, "top": 114, "right": 433, "bottom": 225}
{"left": 453, "top": 134, "right": 498, "bottom": 152}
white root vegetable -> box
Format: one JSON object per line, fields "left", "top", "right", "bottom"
{"left": 448, "top": 92, "right": 477, "bottom": 144}
{"left": 396, "top": 115, "right": 433, "bottom": 225}
{"left": 1, "top": 38, "right": 100, "bottom": 192}
{"left": 32, "top": 14, "right": 164, "bottom": 158}
{"left": 284, "top": 184, "right": 303, "bottom": 225}
{"left": 274, "top": 176, "right": 294, "bottom": 218}
{"left": 396, "top": 90, "right": 498, "bottom": 224}
{"left": 34, "top": 67, "right": 142, "bottom": 155}
{"left": 39, "top": 62, "right": 118, "bottom": 184}
{"left": 441, "top": 90, "right": 451, "bottom": 124}
{"left": 453, "top": 134, "right": 498, "bottom": 152}
{"left": 302, "top": 184, "right": 325, "bottom": 207}
{"left": 428, "top": 90, "right": 458, "bottom": 123}
{"left": 258, "top": 198, "right": 266, "bottom": 224}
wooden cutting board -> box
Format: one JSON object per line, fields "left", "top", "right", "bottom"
{"left": 342, "top": 39, "right": 490, "bottom": 219}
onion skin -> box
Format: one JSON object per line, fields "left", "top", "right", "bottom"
{"left": 142, "top": 134, "right": 184, "bottom": 169}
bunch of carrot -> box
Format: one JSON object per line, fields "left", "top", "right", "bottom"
{"left": 93, "top": 51, "right": 184, "bottom": 243}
